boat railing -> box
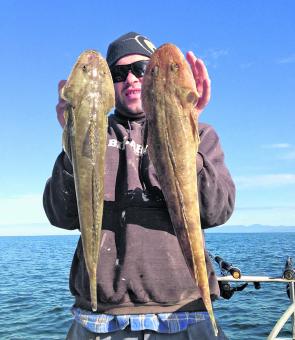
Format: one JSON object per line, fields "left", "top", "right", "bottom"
{"left": 212, "top": 254, "right": 295, "bottom": 339}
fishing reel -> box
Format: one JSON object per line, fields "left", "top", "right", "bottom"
{"left": 218, "top": 280, "right": 248, "bottom": 300}
{"left": 283, "top": 257, "right": 295, "bottom": 300}
{"left": 214, "top": 256, "right": 242, "bottom": 279}
{"left": 209, "top": 253, "right": 246, "bottom": 299}
{"left": 282, "top": 257, "right": 295, "bottom": 280}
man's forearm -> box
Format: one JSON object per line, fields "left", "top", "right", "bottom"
{"left": 197, "top": 124, "right": 235, "bottom": 228}
{"left": 43, "top": 151, "right": 80, "bottom": 230}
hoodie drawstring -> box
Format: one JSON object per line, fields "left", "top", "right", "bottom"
{"left": 127, "top": 120, "right": 132, "bottom": 142}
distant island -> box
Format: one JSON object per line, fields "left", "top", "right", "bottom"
{"left": 0, "top": 223, "right": 295, "bottom": 236}
{"left": 206, "top": 224, "right": 295, "bottom": 233}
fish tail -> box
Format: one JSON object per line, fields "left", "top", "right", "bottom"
{"left": 208, "top": 310, "right": 219, "bottom": 336}
{"left": 90, "top": 170, "right": 99, "bottom": 312}
{"left": 90, "top": 273, "right": 97, "bottom": 312}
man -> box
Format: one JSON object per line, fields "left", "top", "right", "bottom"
{"left": 44, "top": 32, "right": 235, "bottom": 339}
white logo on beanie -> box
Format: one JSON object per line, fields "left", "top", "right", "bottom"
{"left": 123, "top": 34, "right": 156, "bottom": 55}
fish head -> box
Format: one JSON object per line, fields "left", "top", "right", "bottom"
{"left": 142, "top": 43, "right": 199, "bottom": 113}
{"left": 61, "top": 50, "right": 115, "bottom": 160}
{"left": 61, "top": 50, "right": 114, "bottom": 108}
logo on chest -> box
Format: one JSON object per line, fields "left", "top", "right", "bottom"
{"left": 108, "top": 137, "right": 148, "bottom": 156}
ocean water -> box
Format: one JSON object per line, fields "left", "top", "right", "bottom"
{"left": 0, "top": 233, "right": 294, "bottom": 340}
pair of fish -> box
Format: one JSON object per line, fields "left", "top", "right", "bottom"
{"left": 61, "top": 45, "right": 217, "bottom": 335}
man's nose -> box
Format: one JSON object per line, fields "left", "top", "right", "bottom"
{"left": 125, "top": 70, "right": 139, "bottom": 84}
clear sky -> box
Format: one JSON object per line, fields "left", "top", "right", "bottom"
{"left": 1, "top": 1, "right": 294, "bottom": 236}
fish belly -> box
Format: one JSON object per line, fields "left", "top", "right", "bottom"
{"left": 69, "top": 100, "right": 107, "bottom": 312}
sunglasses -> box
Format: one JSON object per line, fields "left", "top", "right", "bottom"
{"left": 110, "top": 60, "right": 149, "bottom": 83}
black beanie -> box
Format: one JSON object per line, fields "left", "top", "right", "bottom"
{"left": 106, "top": 32, "right": 156, "bottom": 67}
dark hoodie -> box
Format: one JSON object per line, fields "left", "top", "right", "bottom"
{"left": 43, "top": 111, "right": 235, "bottom": 314}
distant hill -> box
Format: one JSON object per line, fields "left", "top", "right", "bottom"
{"left": 206, "top": 224, "right": 295, "bottom": 233}
{"left": 0, "top": 223, "right": 295, "bottom": 236}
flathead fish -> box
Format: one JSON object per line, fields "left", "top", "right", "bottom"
{"left": 61, "top": 50, "right": 115, "bottom": 311}
{"left": 142, "top": 43, "right": 218, "bottom": 335}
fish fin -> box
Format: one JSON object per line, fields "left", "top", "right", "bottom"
{"left": 89, "top": 270, "right": 98, "bottom": 312}
{"left": 208, "top": 310, "right": 219, "bottom": 336}
{"left": 172, "top": 217, "right": 196, "bottom": 280}
{"left": 171, "top": 179, "right": 197, "bottom": 280}
{"left": 189, "top": 108, "right": 200, "bottom": 147}
{"left": 62, "top": 107, "right": 73, "bottom": 161}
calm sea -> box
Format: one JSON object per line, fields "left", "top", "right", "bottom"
{"left": 0, "top": 233, "right": 294, "bottom": 340}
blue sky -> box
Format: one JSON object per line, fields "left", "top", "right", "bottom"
{"left": 1, "top": 1, "right": 294, "bottom": 235}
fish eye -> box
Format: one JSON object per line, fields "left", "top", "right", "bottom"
{"left": 187, "top": 91, "right": 199, "bottom": 104}
{"left": 170, "top": 63, "right": 179, "bottom": 72}
{"left": 151, "top": 65, "right": 159, "bottom": 76}
{"left": 82, "top": 65, "right": 88, "bottom": 72}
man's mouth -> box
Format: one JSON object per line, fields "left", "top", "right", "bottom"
{"left": 125, "top": 88, "right": 141, "bottom": 97}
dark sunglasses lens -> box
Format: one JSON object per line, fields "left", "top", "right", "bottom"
{"left": 131, "top": 61, "right": 149, "bottom": 78}
{"left": 111, "top": 67, "right": 128, "bottom": 83}
{"left": 111, "top": 61, "right": 149, "bottom": 83}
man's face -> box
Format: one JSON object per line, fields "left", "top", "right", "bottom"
{"left": 112, "top": 54, "right": 150, "bottom": 118}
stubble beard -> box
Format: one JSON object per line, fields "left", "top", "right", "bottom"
{"left": 115, "top": 97, "right": 145, "bottom": 119}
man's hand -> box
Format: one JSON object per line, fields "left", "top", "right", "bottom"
{"left": 186, "top": 52, "right": 211, "bottom": 116}
{"left": 56, "top": 80, "right": 67, "bottom": 128}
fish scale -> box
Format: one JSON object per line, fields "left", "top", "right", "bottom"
{"left": 142, "top": 43, "right": 218, "bottom": 336}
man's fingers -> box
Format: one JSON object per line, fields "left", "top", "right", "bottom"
{"left": 56, "top": 80, "right": 67, "bottom": 128}
{"left": 186, "top": 52, "right": 211, "bottom": 114}
{"left": 58, "top": 80, "right": 67, "bottom": 106}
{"left": 186, "top": 52, "right": 210, "bottom": 93}
{"left": 194, "top": 58, "right": 210, "bottom": 82}
{"left": 186, "top": 51, "right": 199, "bottom": 85}
{"left": 58, "top": 80, "right": 67, "bottom": 93}
{"left": 196, "top": 78, "right": 211, "bottom": 111}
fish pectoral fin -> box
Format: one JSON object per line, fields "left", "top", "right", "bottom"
{"left": 63, "top": 107, "right": 69, "bottom": 125}
{"left": 62, "top": 107, "right": 73, "bottom": 161}
{"left": 189, "top": 108, "right": 200, "bottom": 146}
